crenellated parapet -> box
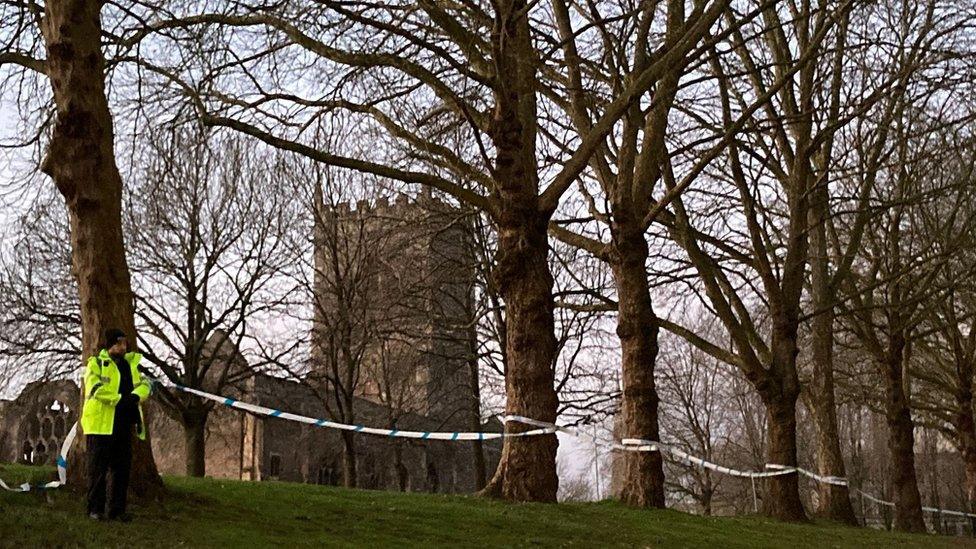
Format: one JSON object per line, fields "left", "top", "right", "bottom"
{"left": 328, "top": 191, "right": 448, "bottom": 220}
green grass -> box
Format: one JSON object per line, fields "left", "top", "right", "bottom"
{"left": 1, "top": 464, "right": 973, "bottom": 548}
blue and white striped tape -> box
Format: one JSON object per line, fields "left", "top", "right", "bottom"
{"left": 617, "top": 438, "right": 847, "bottom": 485}
{"left": 169, "top": 382, "right": 559, "bottom": 441}
{"left": 496, "top": 416, "right": 804, "bottom": 480}
{"left": 164, "top": 382, "right": 845, "bottom": 486}
{"left": 854, "top": 488, "right": 976, "bottom": 519}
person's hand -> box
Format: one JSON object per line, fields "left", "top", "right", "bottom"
{"left": 122, "top": 393, "right": 140, "bottom": 409}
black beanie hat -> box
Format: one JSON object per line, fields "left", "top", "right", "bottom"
{"left": 103, "top": 328, "right": 126, "bottom": 349}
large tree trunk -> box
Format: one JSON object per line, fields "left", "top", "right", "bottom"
{"left": 610, "top": 222, "right": 665, "bottom": 508}
{"left": 182, "top": 407, "right": 208, "bottom": 477}
{"left": 759, "top": 323, "right": 807, "bottom": 522}
{"left": 881, "top": 331, "right": 926, "bottom": 533}
{"left": 39, "top": 0, "right": 162, "bottom": 496}
{"left": 964, "top": 443, "right": 976, "bottom": 532}
{"left": 954, "top": 360, "right": 976, "bottom": 520}
{"left": 762, "top": 392, "right": 806, "bottom": 522}
{"left": 808, "top": 193, "right": 858, "bottom": 525}
{"left": 480, "top": 0, "right": 559, "bottom": 503}
{"left": 341, "top": 430, "right": 357, "bottom": 488}
{"left": 481, "top": 212, "right": 559, "bottom": 501}
{"left": 807, "top": 339, "right": 858, "bottom": 524}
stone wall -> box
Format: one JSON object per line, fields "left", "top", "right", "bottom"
{"left": 149, "top": 394, "right": 250, "bottom": 480}
{"left": 0, "top": 379, "right": 78, "bottom": 465}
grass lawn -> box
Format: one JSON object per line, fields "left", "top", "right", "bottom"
{"left": 1, "top": 463, "right": 973, "bottom": 548}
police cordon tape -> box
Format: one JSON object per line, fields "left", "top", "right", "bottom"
{"left": 853, "top": 488, "right": 976, "bottom": 519}
{"left": 503, "top": 416, "right": 847, "bottom": 484}
{"left": 620, "top": 439, "right": 845, "bottom": 483}
{"left": 171, "top": 381, "right": 558, "bottom": 441}
{"left": 3, "top": 376, "right": 976, "bottom": 520}
{"left": 493, "top": 423, "right": 976, "bottom": 519}
{"left": 500, "top": 416, "right": 847, "bottom": 486}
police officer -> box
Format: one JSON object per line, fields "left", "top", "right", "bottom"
{"left": 82, "top": 328, "right": 152, "bottom": 521}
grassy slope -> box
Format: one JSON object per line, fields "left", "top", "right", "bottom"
{"left": 0, "top": 464, "right": 973, "bottom": 548}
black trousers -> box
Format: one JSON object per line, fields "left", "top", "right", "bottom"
{"left": 85, "top": 426, "right": 133, "bottom": 517}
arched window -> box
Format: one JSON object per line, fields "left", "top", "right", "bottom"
{"left": 20, "top": 440, "right": 32, "bottom": 464}
{"left": 426, "top": 461, "right": 439, "bottom": 493}
{"left": 318, "top": 463, "right": 338, "bottom": 486}
{"left": 42, "top": 416, "right": 53, "bottom": 438}
{"left": 268, "top": 453, "right": 281, "bottom": 478}
{"left": 34, "top": 442, "right": 47, "bottom": 464}
{"left": 55, "top": 416, "right": 66, "bottom": 438}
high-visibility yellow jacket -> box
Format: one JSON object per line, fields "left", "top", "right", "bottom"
{"left": 80, "top": 349, "right": 152, "bottom": 440}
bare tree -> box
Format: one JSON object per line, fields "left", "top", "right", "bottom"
{"left": 900, "top": 138, "right": 976, "bottom": 526}
{"left": 126, "top": 127, "right": 299, "bottom": 477}
{"left": 658, "top": 328, "right": 730, "bottom": 515}
{"left": 543, "top": 0, "right": 735, "bottom": 508}
{"left": 915, "top": 282, "right": 976, "bottom": 524}
{"left": 303, "top": 174, "right": 386, "bottom": 487}
{"left": 838, "top": 122, "right": 976, "bottom": 531}
{"left": 660, "top": 0, "right": 861, "bottom": 521}
{"left": 0, "top": 125, "right": 299, "bottom": 479}
{"left": 0, "top": 195, "right": 80, "bottom": 390}
{"left": 801, "top": 0, "right": 976, "bottom": 524}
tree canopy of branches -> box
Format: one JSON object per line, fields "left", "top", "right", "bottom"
{"left": 5, "top": 0, "right": 976, "bottom": 532}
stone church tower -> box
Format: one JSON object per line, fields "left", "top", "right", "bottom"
{"left": 310, "top": 187, "right": 481, "bottom": 432}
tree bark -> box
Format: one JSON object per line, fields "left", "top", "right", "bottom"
{"left": 808, "top": 187, "right": 858, "bottom": 525}
{"left": 182, "top": 408, "right": 208, "bottom": 477}
{"left": 759, "top": 322, "right": 807, "bottom": 522}
{"left": 480, "top": 211, "right": 559, "bottom": 501}
{"left": 881, "top": 331, "right": 926, "bottom": 533}
{"left": 39, "top": 0, "right": 162, "bottom": 496}
{"left": 479, "top": 0, "right": 559, "bottom": 503}
{"left": 762, "top": 392, "right": 806, "bottom": 522}
{"left": 964, "top": 443, "right": 976, "bottom": 532}
{"left": 341, "top": 430, "right": 357, "bottom": 488}
{"left": 702, "top": 482, "right": 713, "bottom": 516}
{"left": 808, "top": 325, "right": 858, "bottom": 524}
{"left": 471, "top": 437, "right": 487, "bottom": 492}
{"left": 610, "top": 222, "right": 665, "bottom": 508}
{"left": 954, "top": 360, "right": 976, "bottom": 521}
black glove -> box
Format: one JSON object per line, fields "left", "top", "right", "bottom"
{"left": 121, "top": 393, "right": 140, "bottom": 409}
